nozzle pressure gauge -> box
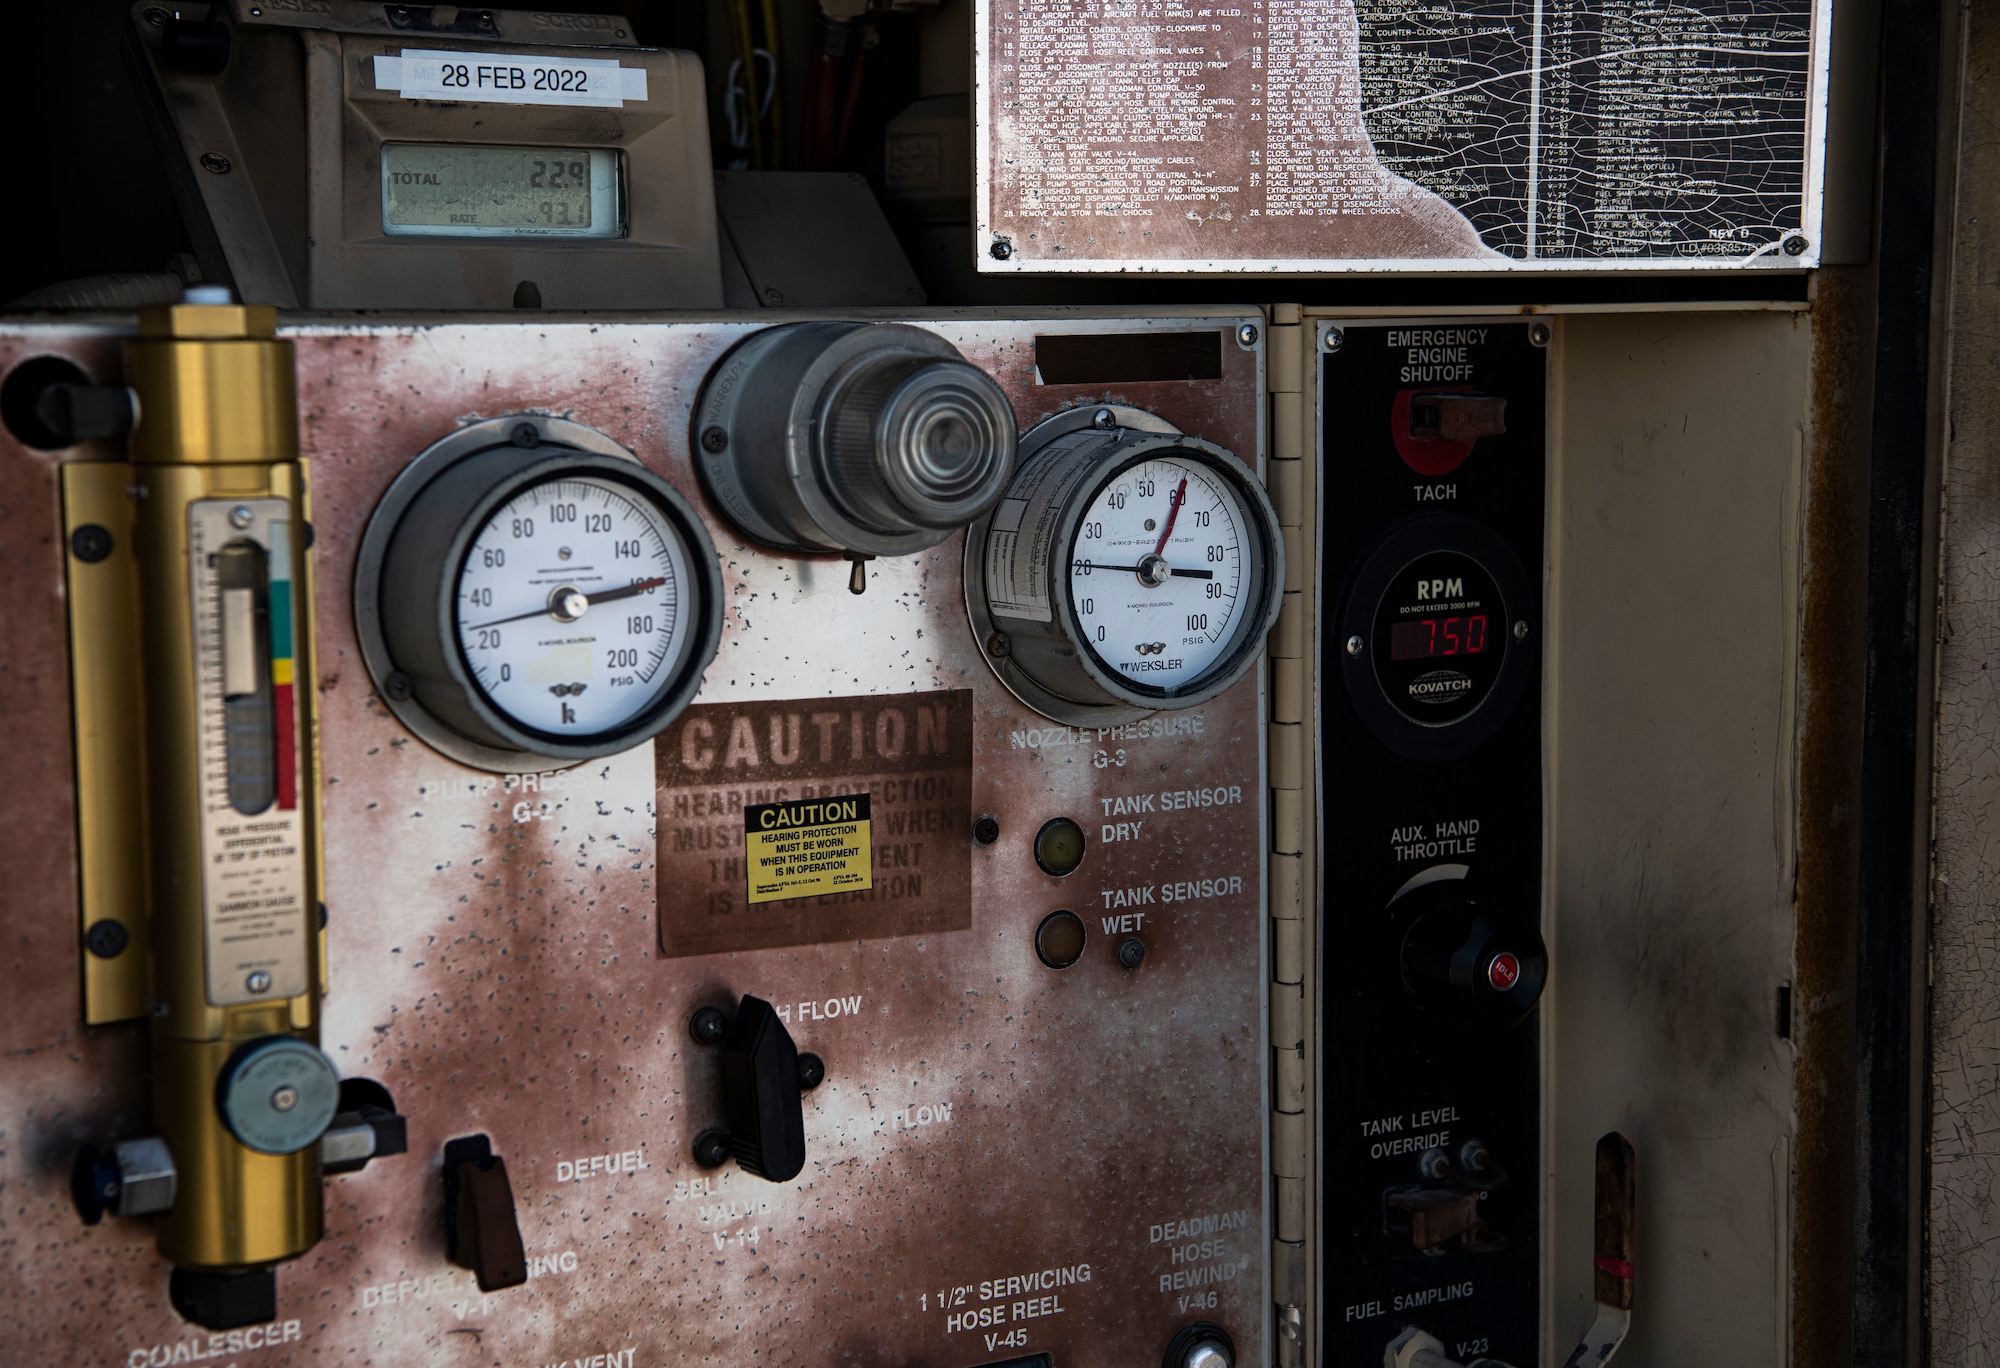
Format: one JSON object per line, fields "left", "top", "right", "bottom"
{"left": 357, "top": 417, "right": 723, "bottom": 771}
{"left": 968, "top": 406, "right": 1284, "bottom": 725}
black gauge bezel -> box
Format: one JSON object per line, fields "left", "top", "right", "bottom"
{"left": 355, "top": 415, "right": 724, "bottom": 772}
{"left": 1337, "top": 513, "right": 1537, "bottom": 762}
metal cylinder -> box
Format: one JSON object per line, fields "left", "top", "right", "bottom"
{"left": 124, "top": 298, "right": 325, "bottom": 1271}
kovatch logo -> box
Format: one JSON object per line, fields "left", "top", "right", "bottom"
{"left": 1407, "top": 669, "right": 1475, "bottom": 705}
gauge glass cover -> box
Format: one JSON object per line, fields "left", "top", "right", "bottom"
{"left": 1067, "top": 454, "right": 1252, "bottom": 691}
{"left": 455, "top": 474, "right": 696, "bottom": 738}
{"left": 1369, "top": 548, "right": 1508, "bottom": 725}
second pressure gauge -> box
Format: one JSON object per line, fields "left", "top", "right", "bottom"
{"left": 356, "top": 416, "right": 723, "bottom": 771}
{"left": 969, "top": 407, "right": 1284, "bottom": 724}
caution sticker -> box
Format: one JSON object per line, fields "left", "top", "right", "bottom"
{"left": 744, "top": 795, "right": 874, "bottom": 905}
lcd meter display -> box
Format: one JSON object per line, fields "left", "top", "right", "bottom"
{"left": 381, "top": 144, "right": 624, "bottom": 238}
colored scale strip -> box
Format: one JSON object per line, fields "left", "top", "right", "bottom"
{"left": 268, "top": 520, "right": 298, "bottom": 811}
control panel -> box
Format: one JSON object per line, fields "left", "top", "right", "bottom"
{"left": 0, "top": 310, "right": 1276, "bottom": 1368}
{"left": 1318, "top": 320, "right": 1549, "bottom": 1365}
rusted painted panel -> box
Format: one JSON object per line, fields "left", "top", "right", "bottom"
{"left": 0, "top": 316, "right": 1269, "bottom": 1367}
{"left": 1929, "top": 11, "right": 2000, "bottom": 1362}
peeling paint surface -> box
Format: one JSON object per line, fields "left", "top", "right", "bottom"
{"left": 0, "top": 317, "right": 1270, "bottom": 1366}
{"left": 1930, "top": 15, "right": 2000, "bottom": 1363}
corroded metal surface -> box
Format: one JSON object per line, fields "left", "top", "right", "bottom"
{"left": 0, "top": 315, "right": 1269, "bottom": 1367}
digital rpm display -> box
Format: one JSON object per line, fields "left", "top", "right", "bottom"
{"left": 1338, "top": 514, "right": 1536, "bottom": 761}
{"left": 1370, "top": 550, "right": 1508, "bottom": 725}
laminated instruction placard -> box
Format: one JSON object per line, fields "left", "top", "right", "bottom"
{"left": 744, "top": 795, "right": 874, "bottom": 904}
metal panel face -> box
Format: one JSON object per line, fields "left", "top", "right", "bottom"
{"left": 1316, "top": 320, "right": 1549, "bottom": 1364}
{"left": 977, "top": 0, "right": 1831, "bottom": 273}
{"left": 0, "top": 315, "right": 1271, "bottom": 1367}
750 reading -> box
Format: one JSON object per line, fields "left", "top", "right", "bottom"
{"left": 1389, "top": 615, "right": 1489, "bottom": 661}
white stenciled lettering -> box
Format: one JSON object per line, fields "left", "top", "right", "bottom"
{"left": 892, "top": 1101, "right": 954, "bottom": 1129}
{"left": 1156, "top": 785, "right": 1242, "bottom": 811}
{"left": 1101, "top": 912, "right": 1147, "bottom": 935}
{"left": 1159, "top": 874, "right": 1244, "bottom": 903}
{"left": 1394, "top": 1280, "right": 1476, "bottom": 1311}
{"left": 1101, "top": 884, "right": 1157, "bottom": 909}
{"left": 772, "top": 994, "right": 865, "bottom": 1023}
{"left": 1100, "top": 820, "right": 1146, "bottom": 843}
{"left": 1100, "top": 794, "right": 1157, "bottom": 816}
{"left": 555, "top": 1150, "right": 645, "bottom": 1182}
{"left": 127, "top": 1320, "right": 304, "bottom": 1366}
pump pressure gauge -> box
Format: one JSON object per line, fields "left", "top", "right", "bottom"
{"left": 968, "top": 406, "right": 1284, "bottom": 725}
{"left": 356, "top": 416, "right": 723, "bottom": 771}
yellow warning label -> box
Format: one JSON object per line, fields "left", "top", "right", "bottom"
{"left": 744, "top": 794, "right": 874, "bottom": 905}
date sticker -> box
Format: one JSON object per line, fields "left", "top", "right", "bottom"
{"left": 372, "top": 49, "right": 649, "bottom": 108}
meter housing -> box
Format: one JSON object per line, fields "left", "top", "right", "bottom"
{"left": 126, "top": 1, "right": 722, "bottom": 309}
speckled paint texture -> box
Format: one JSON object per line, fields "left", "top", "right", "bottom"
{"left": 0, "top": 316, "right": 1269, "bottom": 1367}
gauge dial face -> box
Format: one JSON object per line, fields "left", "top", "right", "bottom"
{"left": 455, "top": 475, "right": 696, "bottom": 737}
{"left": 1067, "top": 454, "right": 1251, "bottom": 692}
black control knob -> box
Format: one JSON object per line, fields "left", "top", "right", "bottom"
{"left": 1397, "top": 896, "right": 1546, "bottom": 1026}
{"left": 718, "top": 994, "right": 811, "bottom": 1182}
{"left": 1164, "top": 1322, "right": 1236, "bottom": 1368}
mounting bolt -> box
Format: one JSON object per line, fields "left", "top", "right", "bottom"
{"left": 1092, "top": 408, "right": 1117, "bottom": 430}
{"left": 511, "top": 423, "right": 539, "bottom": 448}
{"left": 270, "top": 1086, "right": 299, "bottom": 1113}
{"left": 70, "top": 524, "right": 113, "bottom": 563}
{"left": 1236, "top": 323, "right": 1259, "bottom": 347}
{"left": 986, "top": 632, "right": 1011, "bottom": 659}
{"left": 700, "top": 425, "right": 729, "bottom": 454}
{"left": 1513, "top": 620, "right": 1530, "bottom": 641}
{"left": 1324, "top": 328, "right": 1345, "bottom": 352}
{"left": 796, "top": 1053, "right": 826, "bottom": 1090}
{"left": 85, "top": 919, "right": 129, "bottom": 959}
{"left": 1117, "top": 938, "right": 1146, "bottom": 969}
{"left": 228, "top": 505, "right": 255, "bottom": 530}
{"left": 692, "top": 1128, "right": 732, "bottom": 1168}
{"left": 383, "top": 671, "right": 414, "bottom": 702}
{"left": 1345, "top": 635, "right": 1364, "bottom": 656}
{"left": 990, "top": 240, "right": 1014, "bottom": 261}
{"left": 1528, "top": 322, "right": 1552, "bottom": 347}
{"left": 688, "top": 1005, "right": 729, "bottom": 1046}
{"left": 199, "top": 152, "right": 232, "bottom": 175}
{"left": 1784, "top": 234, "right": 1810, "bottom": 257}
{"left": 246, "top": 970, "right": 272, "bottom": 994}
{"left": 973, "top": 814, "right": 1001, "bottom": 845}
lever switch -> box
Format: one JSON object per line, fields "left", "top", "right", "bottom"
{"left": 443, "top": 1135, "right": 527, "bottom": 1292}
{"left": 720, "top": 994, "right": 809, "bottom": 1182}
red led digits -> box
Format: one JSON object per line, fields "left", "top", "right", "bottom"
{"left": 1389, "top": 613, "right": 1493, "bottom": 662}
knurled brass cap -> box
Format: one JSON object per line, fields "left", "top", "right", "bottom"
{"left": 137, "top": 302, "right": 281, "bottom": 341}
{"left": 125, "top": 305, "right": 296, "bottom": 465}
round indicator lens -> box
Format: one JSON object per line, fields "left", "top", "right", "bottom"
{"left": 1370, "top": 549, "right": 1509, "bottom": 726}
{"left": 1033, "top": 816, "right": 1088, "bottom": 877}
{"left": 1069, "top": 456, "right": 1253, "bottom": 691}
{"left": 1035, "top": 910, "right": 1087, "bottom": 969}
{"left": 456, "top": 475, "right": 697, "bottom": 739}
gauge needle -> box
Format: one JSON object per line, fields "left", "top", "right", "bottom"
{"left": 1153, "top": 477, "right": 1188, "bottom": 557}
{"left": 1071, "top": 562, "right": 1214, "bottom": 580}
{"left": 468, "top": 577, "right": 666, "bottom": 630}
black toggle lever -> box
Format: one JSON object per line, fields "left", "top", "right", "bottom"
{"left": 692, "top": 994, "right": 823, "bottom": 1183}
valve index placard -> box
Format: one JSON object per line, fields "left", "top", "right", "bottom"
{"left": 976, "top": 0, "right": 1828, "bottom": 272}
